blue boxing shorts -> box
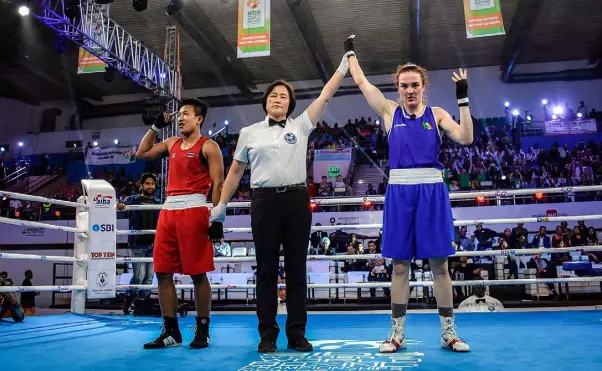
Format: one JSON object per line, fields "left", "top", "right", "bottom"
{"left": 381, "top": 168, "right": 455, "bottom": 260}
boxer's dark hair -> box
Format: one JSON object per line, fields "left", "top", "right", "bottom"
{"left": 139, "top": 173, "right": 158, "bottom": 185}
{"left": 180, "top": 97, "right": 209, "bottom": 118}
{"left": 262, "top": 80, "right": 296, "bottom": 117}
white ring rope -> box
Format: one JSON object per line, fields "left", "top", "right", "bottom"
{"left": 0, "top": 191, "right": 88, "bottom": 209}
{"left": 116, "top": 214, "right": 602, "bottom": 236}
{"left": 123, "top": 185, "right": 602, "bottom": 210}
{"left": 0, "top": 216, "right": 87, "bottom": 234}
{"left": 0, "top": 252, "right": 78, "bottom": 262}
{"left": 116, "top": 246, "right": 602, "bottom": 263}
{"left": 2, "top": 277, "right": 601, "bottom": 293}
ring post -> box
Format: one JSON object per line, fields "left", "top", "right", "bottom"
{"left": 81, "top": 180, "right": 117, "bottom": 302}
{"left": 71, "top": 196, "right": 89, "bottom": 314}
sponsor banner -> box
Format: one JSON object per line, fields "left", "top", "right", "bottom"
{"left": 314, "top": 149, "right": 353, "bottom": 161}
{"left": 463, "top": 0, "right": 505, "bottom": 39}
{"left": 77, "top": 48, "right": 107, "bottom": 74}
{"left": 544, "top": 119, "right": 597, "bottom": 136}
{"left": 87, "top": 268, "right": 115, "bottom": 299}
{"left": 237, "top": 0, "right": 271, "bottom": 58}
{"left": 85, "top": 146, "right": 137, "bottom": 165}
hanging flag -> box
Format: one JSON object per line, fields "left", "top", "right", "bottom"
{"left": 463, "top": 0, "right": 505, "bottom": 38}
{"left": 237, "top": 0, "right": 271, "bottom": 58}
{"left": 77, "top": 4, "right": 109, "bottom": 73}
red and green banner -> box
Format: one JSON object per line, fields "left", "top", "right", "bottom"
{"left": 463, "top": 0, "right": 505, "bottom": 38}
{"left": 77, "top": 48, "right": 107, "bottom": 74}
{"left": 237, "top": 0, "right": 271, "bottom": 58}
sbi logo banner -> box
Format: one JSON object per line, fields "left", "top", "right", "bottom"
{"left": 92, "top": 224, "right": 114, "bottom": 232}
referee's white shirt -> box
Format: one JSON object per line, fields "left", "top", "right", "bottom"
{"left": 233, "top": 112, "right": 314, "bottom": 188}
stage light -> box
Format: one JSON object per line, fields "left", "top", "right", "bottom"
{"left": 504, "top": 102, "right": 510, "bottom": 107}
{"left": 310, "top": 202, "right": 317, "bottom": 210}
{"left": 73, "top": 143, "right": 77, "bottom": 148}
{"left": 18, "top": 141, "right": 24, "bottom": 147}
{"left": 114, "top": 139, "right": 119, "bottom": 145}
{"left": 93, "top": 141, "right": 98, "bottom": 146}
{"left": 55, "top": 210, "right": 61, "bottom": 217}
{"left": 133, "top": 0, "right": 147, "bottom": 12}
{"left": 159, "top": 72, "right": 166, "bottom": 79}
{"left": 512, "top": 109, "right": 519, "bottom": 116}
{"left": 0, "top": 147, "right": 4, "bottom": 152}
{"left": 363, "top": 200, "right": 372, "bottom": 208}
{"left": 541, "top": 99, "right": 548, "bottom": 105}
{"left": 553, "top": 106, "right": 564, "bottom": 115}
{"left": 224, "top": 120, "right": 229, "bottom": 126}
{"left": 476, "top": 196, "right": 486, "bottom": 204}
{"left": 552, "top": 114, "right": 558, "bottom": 120}
{"left": 534, "top": 192, "right": 544, "bottom": 201}
{"left": 577, "top": 112, "right": 583, "bottom": 118}
{"left": 527, "top": 115, "right": 533, "bottom": 121}
{"left": 166, "top": 0, "right": 183, "bottom": 16}
{"left": 376, "top": 120, "right": 380, "bottom": 125}
{"left": 18, "top": 6, "right": 29, "bottom": 16}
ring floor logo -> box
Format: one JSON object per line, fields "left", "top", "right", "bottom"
{"left": 239, "top": 340, "right": 423, "bottom": 370}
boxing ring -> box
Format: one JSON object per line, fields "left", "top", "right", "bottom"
{"left": 1, "top": 180, "right": 602, "bottom": 371}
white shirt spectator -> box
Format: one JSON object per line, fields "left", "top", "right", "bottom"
{"left": 234, "top": 113, "right": 313, "bottom": 188}
{"left": 9, "top": 200, "right": 22, "bottom": 209}
{"left": 457, "top": 295, "right": 504, "bottom": 312}
{"left": 214, "top": 241, "right": 231, "bottom": 257}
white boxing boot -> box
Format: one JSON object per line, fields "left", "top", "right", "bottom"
{"left": 439, "top": 315, "right": 470, "bottom": 352}
{"left": 379, "top": 317, "right": 407, "bottom": 353}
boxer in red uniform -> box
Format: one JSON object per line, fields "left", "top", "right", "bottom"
{"left": 136, "top": 98, "right": 224, "bottom": 349}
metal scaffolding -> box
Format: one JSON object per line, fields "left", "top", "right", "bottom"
{"left": 160, "top": 25, "right": 181, "bottom": 200}
{"left": 33, "top": 0, "right": 178, "bottom": 98}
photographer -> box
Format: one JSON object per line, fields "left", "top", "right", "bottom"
{"left": 117, "top": 173, "right": 161, "bottom": 315}
{"left": 0, "top": 276, "right": 25, "bottom": 323}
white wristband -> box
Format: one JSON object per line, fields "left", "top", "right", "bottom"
{"left": 150, "top": 125, "right": 160, "bottom": 133}
{"left": 457, "top": 97, "right": 469, "bottom": 106}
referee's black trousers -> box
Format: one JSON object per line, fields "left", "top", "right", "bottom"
{"left": 251, "top": 187, "right": 312, "bottom": 342}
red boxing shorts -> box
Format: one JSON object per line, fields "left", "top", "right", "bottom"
{"left": 154, "top": 196, "right": 214, "bottom": 275}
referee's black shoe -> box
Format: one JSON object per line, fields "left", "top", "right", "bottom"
{"left": 287, "top": 337, "right": 313, "bottom": 352}
{"left": 143, "top": 317, "right": 182, "bottom": 349}
{"left": 258, "top": 338, "right": 277, "bottom": 353}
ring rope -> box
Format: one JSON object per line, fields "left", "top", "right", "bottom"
{"left": 0, "top": 216, "right": 87, "bottom": 234}
{"left": 115, "top": 246, "right": 602, "bottom": 263}
{"left": 2, "top": 276, "right": 601, "bottom": 293}
{"left": 116, "top": 214, "right": 602, "bottom": 236}
{"left": 0, "top": 191, "right": 88, "bottom": 209}
{"left": 0, "top": 252, "right": 78, "bottom": 262}
{"left": 122, "top": 185, "right": 602, "bottom": 210}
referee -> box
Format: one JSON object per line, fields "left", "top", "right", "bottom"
{"left": 211, "top": 47, "right": 353, "bottom": 353}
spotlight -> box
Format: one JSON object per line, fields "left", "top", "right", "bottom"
{"left": 73, "top": 143, "right": 77, "bottom": 148}
{"left": 501, "top": 175, "right": 507, "bottom": 180}
{"left": 577, "top": 112, "right": 583, "bottom": 118}
{"left": 527, "top": 115, "right": 532, "bottom": 121}
{"left": 166, "top": 0, "right": 183, "bottom": 16}
{"left": 310, "top": 202, "right": 317, "bottom": 210}
{"left": 159, "top": 72, "right": 166, "bottom": 79}
{"left": 363, "top": 200, "right": 372, "bottom": 208}
{"left": 376, "top": 120, "right": 380, "bottom": 125}
{"left": 552, "top": 114, "right": 558, "bottom": 120}
{"left": 553, "top": 106, "right": 564, "bottom": 115}
{"left": 512, "top": 109, "right": 519, "bottom": 116}
{"left": 93, "top": 141, "right": 98, "bottom": 146}
{"left": 114, "top": 139, "right": 119, "bottom": 145}
{"left": 18, "top": 6, "right": 30, "bottom": 16}
{"left": 18, "top": 141, "right": 24, "bottom": 147}
{"left": 133, "top": 0, "right": 148, "bottom": 12}
{"left": 504, "top": 102, "right": 510, "bottom": 107}
{"left": 534, "top": 192, "right": 544, "bottom": 201}
{"left": 224, "top": 120, "right": 229, "bottom": 126}
{"left": 0, "top": 147, "right": 4, "bottom": 152}
{"left": 476, "top": 196, "right": 486, "bottom": 204}
{"left": 208, "top": 130, "right": 213, "bottom": 136}
{"left": 541, "top": 99, "right": 548, "bottom": 105}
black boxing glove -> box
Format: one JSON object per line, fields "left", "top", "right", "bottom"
{"left": 150, "top": 111, "right": 173, "bottom": 133}
{"left": 456, "top": 79, "right": 469, "bottom": 107}
{"left": 207, "top": 222, "right": 224, "bottom": 243}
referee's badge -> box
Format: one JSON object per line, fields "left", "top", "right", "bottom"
{"left": 284, "top": 132, "right": 297, "bottom": 144}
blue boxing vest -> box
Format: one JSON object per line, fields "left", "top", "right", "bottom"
{"left": 388, "top": 106, "right": 443, "bottom": 170}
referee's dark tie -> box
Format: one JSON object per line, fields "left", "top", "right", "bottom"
{"left": 268, "top": 118, "right": 287, "bottom": 128}
{"left": 475, "top": 298, "right": 486, "bottom": 304}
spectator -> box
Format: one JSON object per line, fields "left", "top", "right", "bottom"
{"left": 457, "top": 280, "right": 504, "bottom": 312}
{"left": 318, "top": 176, "right": 333, "bottom": 197}
{"left": 511, "top": 223, "right": 528, "bottom": 241}
{"left": 20, "top": 270, "right": 36, "bottom": 316}
{"left": 474, "top": 224, "right": 497, "bottom": 250}
{"left": 341, "top": 245, "right": 362, "bottom": 273}
{"left": 309, "top": 237, "right": 330, "bottom": 255}
{"left": 570, "top": 226, "right": 586, "bottom": 247}
{"left": 378, "top": 177, "right": 387, "bottom": 195}
{"left": 531, "top": 226, "right": 551, "bottom": 248}
{"left": 0, "top": 275, "right": 25, "bottom": 322}
{"left": 310, "top": 223, "right": 328, "bottom": 249}
{"left": 526, "top": 254, "right": 560, "bottom": 300}
{"left": 363, "top": 240, "right": 381, "bottom": 254}
{"left": 365, "top": 183, "right": 377, "bottom": 196}
{"left": 452, "top": 256, "right": 485, "bottom": 297}
{"left": 213, "top": 237, "right": 231, "bottom": 257}
{"left": 586, "top": 227, "right": 598, "bottom": 245}
{"left": 551, "top": 226, "right": 570, "bottom": 248}
{"left": 367, "top": 257, "right": 391, "bottom": 298}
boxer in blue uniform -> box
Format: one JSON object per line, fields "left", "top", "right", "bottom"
{"left": 345, "top": 35, "right": 472, "bottom": 352}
